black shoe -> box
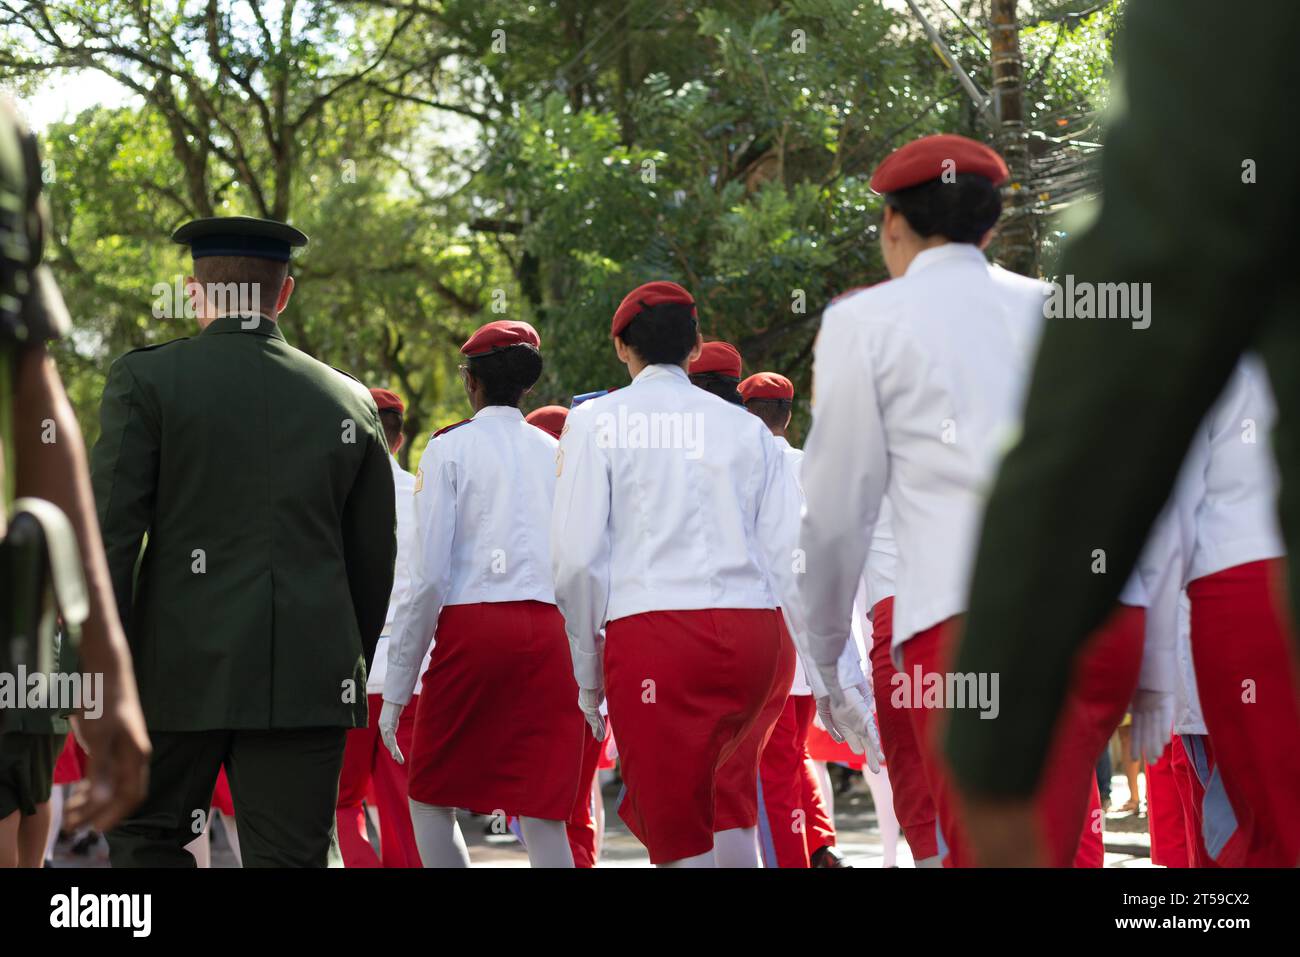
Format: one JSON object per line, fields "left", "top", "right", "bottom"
{"left": 810, "top": 845, "right": 851, "bottom": 868}
{"left": 70, "top": 832, "right": 100, "bottom": 856}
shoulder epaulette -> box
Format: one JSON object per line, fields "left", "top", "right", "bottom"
{"left": 331, "top": 366, "right": 362, "bottom": 384}
{"left": 433, "top": 418, "right": 472, "bottom": 438}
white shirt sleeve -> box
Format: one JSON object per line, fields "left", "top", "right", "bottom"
{"left": 1135, "top": 509, "right": 1181, "bottom": 695}
{"left": 799, "top": 311, "right": 890, "bottom": 668}
{"left": 383, "top": 438, "right": 458, "bottom": 706}
{"left": 551, "top": 407, "right": 612, "bottom": 690}
{"left": 752, "top": 426, "right": 831, "bottom": 697}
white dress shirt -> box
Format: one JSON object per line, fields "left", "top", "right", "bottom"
{"left": 552, "top": 363, "right": 804, "bottom": 691}
{"left": 383, "top": 405, "right": 559, "bottom": 705}
{"left": 798, "top": 243, "right": 1051, "bottom": 665}
{"left": 1173, "top": 592, "right": 1207, "bottom": 735}
{"left": 1131, "top": 508, "right": 1182, "bottom": 696}
{"left": 864, "top": 500, "right": 898, "bottom": 613}
{"left": 367, "top": 456, "right": 430, "bottom": 695}
{"left": 1184, "top": 357, "right": 1283, "bottom": 583}
{"left": 1164, "top": 358, "right": 1281, "bottom": 733}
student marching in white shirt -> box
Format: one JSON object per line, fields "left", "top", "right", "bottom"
{"left": 797, "top": 133, "right": 1147, "bottom": 866}
{"left": 1170, "top": 358, "right": 1300, "bottom": 866}
{"left": 334, "top": 388, "right": 426, "bottom": 868}
{"left": 860, "top": 500, "right": 941, "bottom": 866}
{"left": 739, "top": 371, "right": 865, "bottom": 868}
{"left": 380, "top": 320, "right": 585, "bottom": 868}
{"left": 527, "top": 403, "right": 613, "bottom": 869}
{"left": 551, "top": 281, "right": 865, "bottom": 868}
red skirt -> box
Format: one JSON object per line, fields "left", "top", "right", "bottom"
{"left": 566, "top": 724, "right": 609, "bottom": 868}
{"left": 1188, "top": 558, "right": 1300, "bottom": 866}
{"left": 1147, "top": 740, "right": 1187, "bottom": 867}
{"left": 757, "top": 693, "right": 836, "bottom": 867}
{"left": 53, "top": 736, "right": 85, "bottom": 785}
{"left": 407, "top": 600, "right": 586, "bottom": 821}
{"left": 714, "top": 616, "right": 795, "bottom": 832}
{"left": 1171, "top": 734, "right": 1222, "bottom": 867}
{"left": 605, "top": 607, "right": 788, "bottom": 864}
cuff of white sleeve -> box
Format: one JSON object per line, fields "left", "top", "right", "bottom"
{"left": 807, "top": 630, "right": 851, "bottom": 668}
{"left": 837, "top": 653, "right": 867, "bottom": 691}
{"left": 569, "top": 636, "right": 605, "bottom": 690}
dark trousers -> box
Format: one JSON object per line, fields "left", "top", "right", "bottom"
{"left": 108, "top": 727, "right": 347, "bottom": 867}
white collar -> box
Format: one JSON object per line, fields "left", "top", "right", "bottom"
{"left": 471, "top": 405, "right": 526, "bottom": 421}
{"left": 632, "top": 363, "right": 690, "bottom": 385}
{"left": 904, "top": 242, "right": 987, "bottom": 278}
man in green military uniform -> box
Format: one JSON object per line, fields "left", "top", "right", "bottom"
{"left": 92, "top": 216, "right": 396, "bottom": 867}
{"left": 2, "top": 96, "right": 150, "bottom": 857}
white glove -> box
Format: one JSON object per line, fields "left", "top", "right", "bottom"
{"left": 379, "top": 700, "right": 405, "bottom": 764}
{"left": 815, "top": 696, "right": 846, "bottom": 743}
{"left": 834, "top": 684, "right": 883, "bottom": 773}
{"left": 1129, "top": 689, "right": 1174, "bottom": 764}
{"left": 578, "top": 687, "right": 607, "bottom": 741}
{"left": 814, "top": 666, "right": 884, "bottom": 774}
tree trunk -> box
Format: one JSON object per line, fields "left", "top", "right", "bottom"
{"left": 989, "top": 0, "right": 1036, "bottom": 276}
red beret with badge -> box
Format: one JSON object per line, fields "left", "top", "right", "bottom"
{"left": 369, "top": 388, "right": 405, "bottom": 414}
{"left": 870, "top": 133, "right": 1009, "bottom": 194}
{"left": 688, "top": 341, "right": 743, "bottom": 379}
{"left": 738, "top": 372, "right": 794, "bottom": 402}
{"left": 610, "top": 281, "right": 696, "bottom": 339}
{"left": 461, "top": 319, "right": 542, "bottom": 357}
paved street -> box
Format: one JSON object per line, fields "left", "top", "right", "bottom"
{"left": 48, "top": 770, "right": 1156, "bottom": 868}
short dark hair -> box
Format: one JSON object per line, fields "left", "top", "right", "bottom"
{"left": 744, "top": 398, "right": 792, "bottom": 431}
{"left": 378, "top": 409, "right": 403, "bottom": 452}
{"left": 193, "top": 255, "right": 289, "bottom": 314}
{"left": 467, "top": 343, "right": 543, "bottom": 407}
{"left": 618, "top": 303, "right": 698, "bottom": 365}
{"left": 884, "top": 173, "right": 1003, "bottom": 244}
{"left": 690, "top": 372, "right": 744, "bottom": 405}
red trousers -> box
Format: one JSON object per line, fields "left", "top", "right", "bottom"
{"left": 1188, "top": 558, "right": 1300, "bottom": 866}
{"left": 903, "top": 605, "right": 1143, "bottom": 867}
{"left": 605, "top": 608, "right": 791, "bottom": 864}
{"left": 1170, "top": 734, "right": 1222, "bottom": 867}
{"left": 567, "top": 724, "right": 609, "bottom": 868}
{"left": 757, "top": 694, "right": 837, "bottom": 867}
{"left": 336, "top": 693, "right": 422, "bottom": 868}
{"left": 869, "top": 597, "right": 939, "bottom": 860}
{"left": 1147, "top": 741, "right": 1188, "bottom": 867}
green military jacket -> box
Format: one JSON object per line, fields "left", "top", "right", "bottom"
{"left": 90, "top": 314, "right": 395, "bottom": 732}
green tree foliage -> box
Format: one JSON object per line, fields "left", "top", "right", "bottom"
{"left": 2, "top": 0, "right": 1121, "bottom": 447}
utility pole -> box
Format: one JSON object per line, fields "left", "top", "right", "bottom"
{"left": 990, "top": 0, "right": 1036, "bottom": 276}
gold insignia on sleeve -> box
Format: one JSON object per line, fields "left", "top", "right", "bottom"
{"left": 556, "top": 448, "right": 564, "bottom": 477}
{"left": 414, "top": 468, "right": 424, "bottom": 493}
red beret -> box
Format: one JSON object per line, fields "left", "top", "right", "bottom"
{"left": 610, "top": 281, "right": 696, "bottom": 339}
{"left": 870, "top": 134, "right": 1009, "bottom": 194}
{"left": 525, "top": 405, "right": 569, "bottom": 440}
{"left": 369, "top": 388, "right": 405, "bottom": 414}
{"left": 688, "top": 341, "right": 742, "bottom": 379}
{"left": 461, "top": 320, "right": 541, "bottom": 357}
{"left": 738, "top": 372, "right": 794, "bottom": 402}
